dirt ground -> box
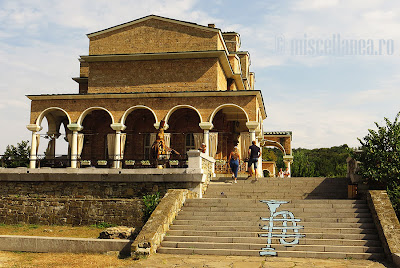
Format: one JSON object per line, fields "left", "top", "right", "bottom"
{"left": 0, "top": 224, "right": 103, "bottom": 238}
{"left": 0, "top": 252, "right": 394, "bottom": 268}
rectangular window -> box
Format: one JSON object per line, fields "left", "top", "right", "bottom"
{"left": 185, "top": 133, "right": 195, "bottom": 152}
{"left": 144, "top": 134, "right": 151, "bottom": 159}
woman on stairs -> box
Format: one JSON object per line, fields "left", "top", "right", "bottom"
{"left": 228, "top": 146, "right": 241, "bottom": 183}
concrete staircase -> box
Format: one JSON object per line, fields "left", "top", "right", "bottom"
{"left": 158, "top": 177, "right": 384, "bottom": 259}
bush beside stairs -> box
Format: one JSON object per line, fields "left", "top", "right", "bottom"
{"left": 157, "top": 177, "right": 384, "bottom": 260}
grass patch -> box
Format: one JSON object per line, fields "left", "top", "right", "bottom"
{"left": 89, "top": 222, "right": 116, "bottom": 229}
{"left": 0, "top": 223, "right": 105, "bottom": 238}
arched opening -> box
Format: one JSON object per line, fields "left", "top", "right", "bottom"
{"left": 124, "top": 108, "right": 157, "bottom": 162}
{"left": 211, "top": 105, "right": 249, "bottom": 175}
{"left": 262, "top": 146, "right": 285, "bottom": 177}
{"left": 80, "top": 109, "right": 114, "bottom": 166}
{"left": 261, "top": 136, "right": 292, "bottom": 177}
{"left": 167, "top": 108, "right": 202, "bottom": 156}
{"left": 35, "top": 108, "right": 71, "bottom": 167}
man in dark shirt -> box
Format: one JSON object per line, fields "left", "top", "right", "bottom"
{"left": 247, "top": 140, "right": 260, "bottom": 179}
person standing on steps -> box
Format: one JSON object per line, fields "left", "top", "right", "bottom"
{"left": 278, "top": 168, "right": 284, "bottom": 178}
{"left": 228, "top": 146, "right": 241, "bottom": 183}
{"left": 247, "top": 140, "right": 260, "bottom": 180}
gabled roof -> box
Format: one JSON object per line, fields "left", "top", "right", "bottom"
{"left": 87, "top": 14, "right": 221, "bottom": 38}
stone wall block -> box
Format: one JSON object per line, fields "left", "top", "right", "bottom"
{"left": 367, "top": 190, "right": 400, "bottom": 263}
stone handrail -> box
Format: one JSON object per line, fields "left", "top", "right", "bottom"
{"left": 367, "top": 190, "right": 400, "bottom": 265}
{"left": 187, "top": 150, "right": 215, "bottom": 197}
{"left": 132, "top": 189, "right": 197, "bottom": 256}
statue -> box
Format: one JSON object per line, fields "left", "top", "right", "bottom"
{"left": 151, "top": 120, "right": 180, "bottom": 160}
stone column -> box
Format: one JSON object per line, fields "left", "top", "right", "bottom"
{"left": 199, "top": 122, "right": 214, "bottom": 156}
{"left": 67, "top": 123, "right": 83, "bottom": 169}
{"left": 246, "top": 121, "right": 260, "bottom": 177}
{"left": 283, "top": 155, "right": 294, "bottom": 177}
{"left": 26, "top": 124, "right": 42, "bottom": 169}
{"left": 111, "top": 123, "right": 126, "bottom": 169}
{"left": 246, "top": 121, "right": 258, "bottom": 144}
{"left": 46, "top": 131, "right": 60, "bottom": 160}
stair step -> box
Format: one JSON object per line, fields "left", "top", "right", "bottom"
{"left": 175, "top": 215, "right": 374, "bottom": 223}
{"left": 180, "top": 207, "right": 370, "bottom": 213}
{"left": 166, "top": 230, "right": 379, "bottom": 240}
{"left": 157, "top": 247, "right": 384, "bottom": 260}
{"left": 163, "top": 236, "right": 382, "bottom": 247}
{"left": 177, "top": 211, "right": 372, "bottom": 218}
{"left": 169, "top": 225, "right": 377, "bottom": 234}
{"left": 160, "top": 241, "right": 383, "bottom": 253}
{"left": 172, "top": 220, "right": 376, "bottom": 229}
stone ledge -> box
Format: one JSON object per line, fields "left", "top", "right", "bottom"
{"left": 367, "top": 190, "right": 400, "bottom": 263}
{"left": 0, "top": 235, "right": 132, "bottom": 254}
{"left": 132, "top": 189, "right": 197, "bottom": 255}
{"left": 0, "top": 168, "right": 204, "bottom": 183}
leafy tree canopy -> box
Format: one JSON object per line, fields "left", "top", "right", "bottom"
{"left": 1, "top": 140, "right": 30, "bottom": 168}
{"left": 292, "top": 145, "right": 349, "bottom": 177}
{"left": 353, "top": 112, "right": 400, "bottom": 216}
{"left": 354, "top": 112, "right": 400, "bottom": 186}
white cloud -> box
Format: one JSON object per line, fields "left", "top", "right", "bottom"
{"left": 293, "top": 0, "right": 340, "bottom": 11}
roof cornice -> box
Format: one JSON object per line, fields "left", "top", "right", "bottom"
{"left": 87, "top": 15, "right": 220, "bottom": 38}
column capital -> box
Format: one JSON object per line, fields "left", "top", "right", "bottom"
{"left": 246, "top": 121, "right": 259, "bottom": 131}
{"left": 110, "top": 123, "right": 126, "bottom": 131}
{"left": 283, "top": 155, "right": 294, "bottom": 163}
{"left": 199, "top": 122, "right": 214, "bottom": 130}
{"left": 154, "top": 122, "right": 169, "bottom": 130}
{"left": 26, "top": 124, "right": 42, "bottom": 132}
{"left": 67, "top": 123, "right": 83, "bottom": 132}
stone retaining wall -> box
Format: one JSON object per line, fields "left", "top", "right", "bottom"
{"left": 0, "top": 197, "right": 144, "bottom": 227}
{"left": 367, "top": 190, "right": 400, "bottom": 263}
{"left": 0, "top": 181, "right": 196, "bottom": 199}
{"left": 133, "top": 189, "right": 197, "bottom": 255}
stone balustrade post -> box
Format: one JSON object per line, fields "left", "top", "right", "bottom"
{"left": 111, "top": 123, "right": 126, "bottom": 169}
{"left": 67, "top": 124, "right": 83, "bottom": 168}
{"left": 199, "top": 122, "right": 213, "bottom": 156}
{"left": 26, "top": 124, "right": 42, "bottom": 169}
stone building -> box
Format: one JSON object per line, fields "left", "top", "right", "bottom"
{"left": 26, "top": 15, "right": 290, "bottom": 175}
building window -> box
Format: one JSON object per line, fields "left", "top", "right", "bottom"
{"left": 185, "top": 133, "right": 195, "bottom": 152}
{"left": 144, "top": 134, "right": 151, "bottom": 159}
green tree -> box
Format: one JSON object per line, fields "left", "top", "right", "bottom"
{"left": 291, "top": 145, "right": 349, "bottom": 177}
{"left": 1, "top": 140, "right": 30, "bottom": 168}
{"left": 291, "top": 149, "right": 316, "bottom": 177}
{"left": 353, "top": 112, "right": 400, "bottom": 216}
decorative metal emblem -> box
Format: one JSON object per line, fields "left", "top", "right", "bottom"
{"left": 259, "top": 200, "right": 304, "bottom": 256}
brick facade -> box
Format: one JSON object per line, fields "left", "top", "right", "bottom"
{"left": 26, "top": 15, "right": 268, "bottom": 169}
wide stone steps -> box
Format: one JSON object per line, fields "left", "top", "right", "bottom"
{"left": 157, "top": 248, "right": 384, "bottom": 259}
{"left": 204, "top": 177, "right": 350, "bottom": 199}
{"left": 160, "top": 241, "right": 383, "bottom": 253}
{"left": 163, "top": 236, "right": 382, "bottom": 247}
{"left": 172, "top": 220, "right": 376, "bottom": 229}
{"left": 175, "top": 215, "right": 374, "bottom": 223}
{"left": 158, "top": 177, "right": 383, "bottom": 260}
{"left": 168, "top": 225, "right": 377, "bottom": 234}
{"left": 165, "top": 230, "right": 379, "bottom": 240}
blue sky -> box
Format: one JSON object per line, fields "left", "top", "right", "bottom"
{"left": 0, "top": 0, "right": 399, "bottom": 153}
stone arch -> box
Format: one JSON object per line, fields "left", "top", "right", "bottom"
{"left": 262, "top": 139, "right": 286, "bottom": 155}
{"left": 77, "top": 107, "right": 115, "bottom": 126}
{"left": 35, "top": 107, "right": 72, "bottom": 127}
{"left": 164, "top": 105, "right": 203, "bottom": 124}
{"left": 209, "top": 103, "right": 249, "bottom": 123}
{"left": 121, "top": 105, "right": 158, "bottom": 125}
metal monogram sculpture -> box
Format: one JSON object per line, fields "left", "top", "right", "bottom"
{"left": 259, "top": 200, "right": 304, "bottom": 256}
